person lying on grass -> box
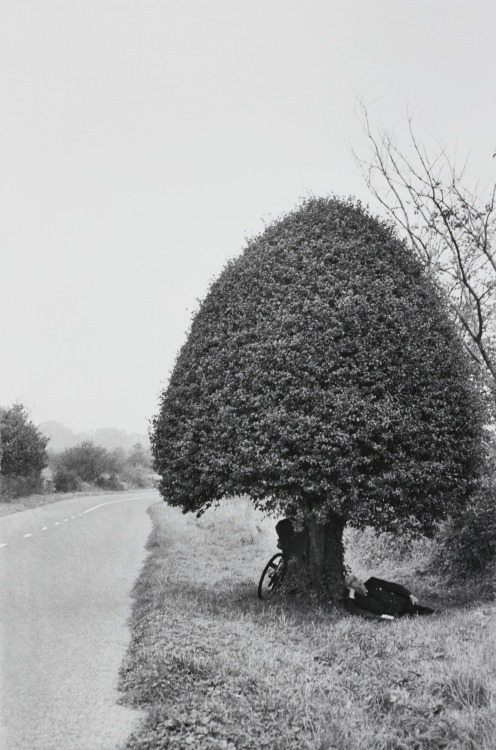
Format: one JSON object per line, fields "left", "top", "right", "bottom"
{"left": 344, "top": 574, "right": 435, "bottom": 620}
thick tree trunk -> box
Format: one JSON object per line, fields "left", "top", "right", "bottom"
{"left": 282, "top": 513, "right": 346, "bottom": 602}
{"left": 306, "top": 514, "right": 345, "bottom": 601}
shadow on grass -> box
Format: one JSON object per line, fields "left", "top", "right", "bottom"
{"left": 118, "top": 500, "right": 496, "bottom": 750}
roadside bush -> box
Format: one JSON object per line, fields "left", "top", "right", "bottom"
{"left": 433, "top": 431, "right": 496, "bottom": 578}
{"left": 54, "top": 441, "right": 114, "bottom": 484}
{"left": 54, "top": 467, "right": 81, "bottom": 493}
{"left": 120, "top": 464, "right": 155, "bottom": 489}
{"left": 49, "top": 441, "right": 155, "bottom": 493}
{"left": 433, "top": 483, "right": 496, "bottom": 578}
{"left": 95, "top": 473, "right": 125, "bottom": 491}
{"left": 0, "top": 474, "right": 43, "bottom": 500}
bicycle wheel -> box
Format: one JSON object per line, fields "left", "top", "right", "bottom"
{"left": 258, "top": 553, "right": 287, "bottom": 600}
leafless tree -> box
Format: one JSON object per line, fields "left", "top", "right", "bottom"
{"left": 353, "top": 103, "right": 496, "bottom": 389}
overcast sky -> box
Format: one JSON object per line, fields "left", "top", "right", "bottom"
{"left": 1, "top": 0, "right": 495, "bottom": 435}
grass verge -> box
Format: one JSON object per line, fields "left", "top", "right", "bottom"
{"left": 0, "top": 488, "right": 146, "bottom": 517}
{"left": 119, "top": 499, "right": 496, "bottom": 749}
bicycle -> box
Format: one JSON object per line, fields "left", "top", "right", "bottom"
{"left": 257, "top": 551, "right": 288, "bottom": 600}
{"left": 257, "top": 517, "right": 300, "bottom": 600}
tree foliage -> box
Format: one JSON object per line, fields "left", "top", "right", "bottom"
{"left": 128, "top": 442, "right": 151, "bottom": 468}
{"left": 52, "top": 440, "right": 153, "bottom": 492}
{"left": 0, "top": 403, "right": 49, "bottom": 478}
{"left": 54, "top": 441, "right": 113, "bottom": 484}
{"left": 433, "top": 429, "right": 496, "bottom": 577}
{"left": 152, "top": 197, "right": 484, "bottom": 540}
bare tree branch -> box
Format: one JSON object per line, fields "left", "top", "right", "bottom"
{"left": 353, "top": 102, "right": 496, "bottom": 389}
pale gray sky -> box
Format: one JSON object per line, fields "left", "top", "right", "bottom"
{"left": 1, "top": 0, "right": 495, "bottom": 434}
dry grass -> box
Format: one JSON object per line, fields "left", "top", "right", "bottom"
{"left": 119, "top": 499, "right": 496, "bottom": 750}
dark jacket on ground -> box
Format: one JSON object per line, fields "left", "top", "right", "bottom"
{"left": 345, "top": 577, "right": 434, "bottom": 619}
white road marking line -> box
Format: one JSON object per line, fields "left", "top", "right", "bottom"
{"left": 83, "top": 497, "right": 143, "bottom": 514}
{"left": 0, "top": 494, "right": 155, "bottom": 549}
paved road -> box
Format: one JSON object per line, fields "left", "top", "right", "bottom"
{"left": 0, "top": 489, "right": 158, "bottom": 750}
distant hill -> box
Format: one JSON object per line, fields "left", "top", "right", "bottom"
{"left": 40, "top": 421, "right": 150, "bottom": 453}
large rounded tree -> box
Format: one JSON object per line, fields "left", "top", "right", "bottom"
{"left": 151, "top": 197, "right": 484, "bottom": 600}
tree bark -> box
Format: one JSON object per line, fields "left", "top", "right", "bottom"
{"left": 307, "top": 514, "right": 346, "bottom": 601}
{"left": 283, "top": 513, "right": 346, "bottom": 602}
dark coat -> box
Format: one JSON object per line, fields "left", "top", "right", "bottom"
{"left": 275, "top": 518, "right": 307, "bottom": 559}
{"left": 345, "top": 577, "right": 434, "bottom": 619}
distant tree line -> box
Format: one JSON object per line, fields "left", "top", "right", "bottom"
{"left": 0, "top": 402, "right": 155, "bottom": 501}
{"left": 51, "top": 440, "right": 154, "bottom": 492}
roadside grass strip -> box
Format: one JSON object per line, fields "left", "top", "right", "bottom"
{"left": 0, "top": 488, "right": 157, "bottom": 518}
{"left": 119, "top": 500, "right": 496, "bottom": 750}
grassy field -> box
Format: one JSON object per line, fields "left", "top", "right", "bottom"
{"left": 119, "top": 499, "right": 496, "bottom": 750}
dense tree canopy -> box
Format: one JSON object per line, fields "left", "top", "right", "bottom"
{"left": 152, "top": 198, "right": 484, "bottom": 541}
{"left": 0, "top": 403, "right": 49, "bottom": 478}
{"left": 54, "top": 441, "right": 115, "bottom": 484}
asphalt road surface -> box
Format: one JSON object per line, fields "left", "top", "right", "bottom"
{"left": 0, "top": 489, "right": 158, "bottom": 750}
